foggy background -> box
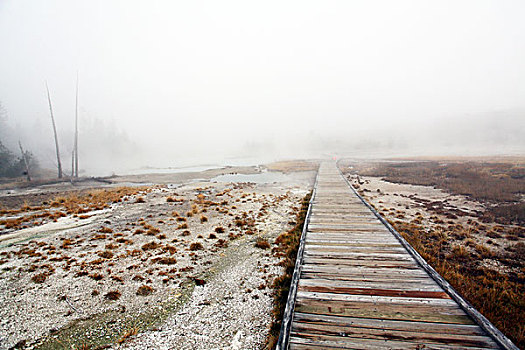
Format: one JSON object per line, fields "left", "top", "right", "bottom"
{"left": 0, "top": 1, "right": 524, "bottom": 175}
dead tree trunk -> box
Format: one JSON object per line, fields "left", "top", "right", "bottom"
{"left": 71, "top": 150, "right": 75, "bottom": 184}
{"left": 45, "top": 81, "right": 63, "bottom": 178}
{"left": 18, "top": 141, "right": 31, "bottom": 181}
{"left": 74, "top": 73, "right": 79, "bottom": 178}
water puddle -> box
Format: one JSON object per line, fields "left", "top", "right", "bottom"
{"left": 211, "top": 171, "right": 290, "bottom": 184}
{"left": 125, "top": 165, "right": 221, "bottom": 176}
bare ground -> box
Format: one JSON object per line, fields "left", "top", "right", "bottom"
{"left": 0, "top": 167, "right": 315, "bottom": 350}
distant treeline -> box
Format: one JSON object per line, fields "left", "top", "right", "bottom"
{"left": 0, "top": 140, "right": 38, "bottom": 178}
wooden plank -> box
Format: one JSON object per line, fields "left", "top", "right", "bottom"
{"left": 305, "top": 233, "right": 399, "bottom": 242}
{"left": 296, "top": 291, "right": 457, "bottom": 306}
{"left": 294, "top": 298, "right": 474, "bottom": 324}
{"left": 291, "top": 321, "right": 499, "bottom": 348}
{"left": 290, "top": 333, "right": 498, "bottom": 350}
{"left": 303, "top": 250, "right": 417, "bottom": 260}
{"left": 306, "top": 231, "right": 396, "bottom": 238}
{"left": 305, "top": 244, "right": 406, "bottom": 253}
{"left": 304, "top": 241, "right": 401, "bottom": 247}
{"left": 308, "top": 226, "right": 393, "bottom": 232}
{"left": 298, "top": 284, "right": 446, "bottom": 297}
{"left": 293, "top": 313, "right": 487, "bottom": 336}
{"left": 302, "top": 258, "right": 419, "bottom": 269}
{"left": 298, "top": 279, "right": 446, "bottom": 295}
{"left": 301, "top": 264, "right": 430, "bottom": 276}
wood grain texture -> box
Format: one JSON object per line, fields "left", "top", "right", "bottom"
{"left": 277, "top": 162, "right": 513, "bottom": 350}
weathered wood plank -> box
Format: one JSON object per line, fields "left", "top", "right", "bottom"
{"left": 301, "top": 264, "right": 430, "bottom": 276}
{"left": 293, "top": 313, "right": 487, "bottom": 336}
{"left": 303, "top": 251, "right": 420, "bottom": 261}
{"left": 302, "top": 257, "right": 419, "bottom": 268}
{"left": 296, "top": 291, "right": 456, "bottom": 307}
{"left": 277, "top": 162, "right": 510, "bottom": 350}
{"left": 291, "top": 321, "right": 499, "bottom": 348}
{"left": 294, "top": 298, "right": 473, "bottom": 324}
{"left": 305, "top": 245, "right": 406, "bottom": 253}
{"left": 290, "top": 333, "right": 498, "bottom": 350}
{"left": 299, "top": 275, "right": 440, "bottom": 292}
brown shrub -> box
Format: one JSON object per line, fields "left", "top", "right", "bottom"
{"left": 163, "top": 245, "right": 177, "bottom": 254}
{"left": 92, "top": 234, "right": 107, "bottom": 240}
{"left": 89, "top": 273, "right": 104, "bottom": 280}
{"left": 132, "top": 274, "right": 144, "bottom": 281}
{"left": 104, "top": 290, "right": 121, "bottom": 300}
{"left": 189, "top": 242, "right": 203, "bottom": 251}
{"left": 31, "top": 273, "right": 48, "bottom": 283}
{"left": 136, "top": 285, "right": 154, "bottom": 296}
{"left": 98, "top": 251, "right": 114, "bottom": 259}
{"left": 141, "top": 242, "right": 160, "bottom": 251}
{"left": 255, "top": 238, "right": 270, "bottom": 249}
{"left": 214, "top": 239, "right": 228, "bottom": 248}
{"left": 146, "top": 227, "right": 160, "bottom": 235}
{"left": 156, "top": 257, "right": 177, "bottom": 265}
{"left": 117, "top": 327, "right": 138, "bottom": 344}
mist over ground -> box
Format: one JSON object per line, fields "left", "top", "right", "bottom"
{"left": 1, "top": 1, "right": 524, "bottom": 175}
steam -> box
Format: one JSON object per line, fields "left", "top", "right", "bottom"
{"left": 0, "top": 1, "right": 524, "bottom": 175}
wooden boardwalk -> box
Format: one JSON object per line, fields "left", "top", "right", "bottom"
{"left": 278, "top": 162, "right": 516, "bottom": 350}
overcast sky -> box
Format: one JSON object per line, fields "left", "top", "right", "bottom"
{"left": 0, "top": 1, "right": 524, "bottom": 173}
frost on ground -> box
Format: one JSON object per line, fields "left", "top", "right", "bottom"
{"left": 0, "top": 169, "right": 314, "bottom": 350}
{"left": 119, "top": 240, "right": 281, "bottom": 350}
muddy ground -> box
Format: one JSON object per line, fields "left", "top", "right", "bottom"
{"left": 0, "top": 165, "right": 315, "bottom": 350}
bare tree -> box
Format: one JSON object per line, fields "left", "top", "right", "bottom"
{"left": 74, "top": 73, "right": 79, "bottom": 178}
{"left": 71, "top": 150, "right": 74, "bottom": 183}
{"left": 18, "top": 141, "right": 31, "bottom": 181}
{"left": 45, "top": 81, "right": 63, "bottom": 178}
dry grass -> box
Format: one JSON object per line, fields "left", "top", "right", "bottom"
{"left": 189, "top": 242, "right": 203, "bottom": 251}
{"left": 267, "top": 192, "right": 311, "bottom": 348}
{"left": 255, "top": 238, "right": 270, "bottom": 249}
{"left": 214, "top": 239, "right": 228, "bottom": 248}
{"left": 141, "top": 242, "right": 160, "bottom": 251}
{"left": 346, "top": 160, "right": 524, "bottom": 224}
{"left": 98, "top": 251, "right": 113, "bottom": 259}
{"left": 392, "top": 220, "right": 524, "bottom": 348}
{"left": 117, "top": 327, "right": 138, "bottom": 344}
{"left": 0, "top": 187, "right": 150, "bottom": 231}
{"left": 136, "top": 285, "right": 154, "bottom": 296}
{"left": 104, "top": 290, "right": 121, "bottom": 301}
{"left": 341, "top": 159, "right": 525, "bottom": 347}
{"left": 31, "top": 273, "right": 48, "bottom": 283}
{"left": 155, "top": 257, "right": 177, "bottom": 265}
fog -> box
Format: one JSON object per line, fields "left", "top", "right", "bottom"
{"left": 1, "top": 1, "right": 524, "bottom": 175}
